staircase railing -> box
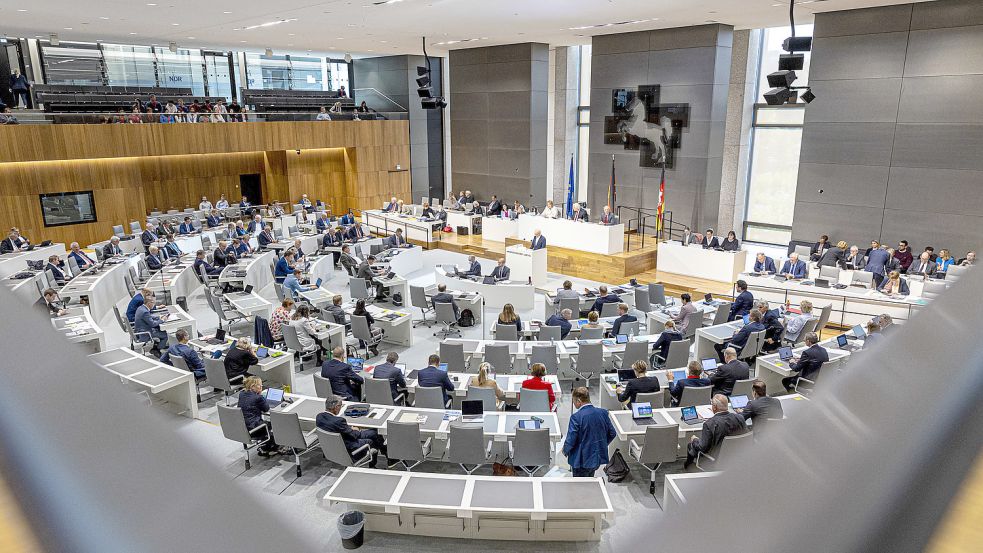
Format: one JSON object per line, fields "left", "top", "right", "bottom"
{"left": 615, "top": 206, "right": 685, "bottom": 251}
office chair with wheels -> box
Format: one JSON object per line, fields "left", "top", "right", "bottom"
{"left": 385, "top": 421, "right": 433, "bottom": 471}
{"left": 447, "top": 423, "right": 493, "bottom": 474}
{"left": 628, "top": 424, "right": 680, "bottom": 503}
{"left": 217, "top": 403, "right": 272, "bottom": 471}
{"left": 269, "top": 411, "right": 320, "bottom": 478}
{"left": 509, "top": 428, "right": 552, "bottom": 476}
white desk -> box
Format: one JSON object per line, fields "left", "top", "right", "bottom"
{"left": 325, "top": 468, "right": 612, "bottom": 541}
{"left": 89, "top": 237, "right": 142, "bottom": 257}
{"left": 0, "top": 243, "right": 66, "bottom": 279}
{"left": 219, "top": 250, "right": 274, "bottom": 292}
{"left": 445, "top": 210, "right": 482, "bottom": 233}
{"left": 646, "top": 302, "right": 717, "bottom": 331}
{"left": 225, "top": 291, "right": 273, "bottom": 320}
{"left": 657, "top": 242, "right": 747, "bottom": 283}
{"left": 362, "top": 210, "right": 440, "bottom": 246}
{"left": 51, "top": 307, "right": 105, "bottom": 352}
{"left": 663, "top": 472, "right": 720, "bottom": 512}
{"left": 191, "top": 337, "right": 296, "bottom": 389}
{"left": 58, "top": 254, "right": 140, "bottom": 321}
{"left": 376, "top": 245, "right": 423, "bottom": 277}
{"left": 4, "top": 271, "right": 46, "bottom": 304}
{"left": 348, "top": 304, "right": 413, "bottom": 346}
{"left": 481, "top": 217, "right": 519, "bottom": 242}
{"left": 88, "top": 348, "right": 198, "bottom": 418}
{"left": 435, "top": 266, "right": 535, "bottom": 310}
{"left": 506, "top": 244, "right": 547, "bottom": 287}
{"left": 146, "top": 255, "right": 201, "bottom": 303}
{"left": 424, "top": 287, "right": 484, "bottom": 323}
{"left": 516, "top": 214, "right": 623, "bottom": 255}
{"left": 543, "top": 284, "right": 637, "bottom": 319}
{"left": 694, "top": 320, "right": 744, "bottom": 360}
{"left": 754, "top": 338, "right": 852, "bottom": 394}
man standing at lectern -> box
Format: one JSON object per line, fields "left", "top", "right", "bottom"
{"left": 531, "top": 229, "right": 547, "bottom": 250}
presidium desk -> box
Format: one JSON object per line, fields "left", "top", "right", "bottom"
{"left": 485, "top": 214, "right": 625, "bottom": 255}
{"left": 655, "top": 241, "right": 748, "bottom": 284}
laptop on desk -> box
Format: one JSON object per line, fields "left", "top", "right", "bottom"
{"left": 203, "top": 328, "right": 227, "bottom": 345}
{"left": 482, "top": 276, "right": 496, "bottom": 285}
{"left": 630, "top": 402, "right": 660, "bottom": 426}
{"left": 730, "top": 395, "right": 749, "bottom": 410}
{"left": 777, "top": 346, "right": 794, "bottom": 363}
{"left": 263, "top": 387, "right": 285, "bottom": 408}
{"left": 617, "top": 369, "right": 636, "bottom": 382}
{"left": 616, "top": 334, "right": 629, "bottom": 344}
{"left": 256, "top": 346, "right": 269, "bottom": 358}
{"left": 243, "top": 284, "right": 254, "bottom": 294}
{"left": 460, "top": 399, "right": 484, "bottom": 423}
{"left": 701, "top": 358, "right": 718, "bottom": 373}
{"left": 837, "top": 333, "right": 860, "bottom": 352}
{"left": 680, "top": 406, "right": 703, "bottom": 425}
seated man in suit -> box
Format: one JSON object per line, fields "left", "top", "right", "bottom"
{"left": 257, "top": 224, "right": 276, "bottom": 248}
{"left": 417, "top": 354, "right": 455, "bottom": 407}
{"left": 756, "top": 300, "right": 784, "bottom": 353}
{"left": 372, "top": 352, "right": 408, "bottom": 403}
{"left": 315, "top": 212, "right": 330, "bottom": 232}
{"left": 386, "top": 228, "right": 408, "bottom": 248}
{"left": 192, "top": 249, "right": 221, "bottom": 279}
{"left": 553, "top": 280, "right": 580, "bottom": 304}
{"left": 68, "top": 242, "right": 95, "bottom": 271}
{"left": 545, "top": 308, "right": 573, "bottom": 339}
{"left": 715, "top": 309, "right": 765, "bottom": 363}
{"left": 531, "top": 229, "right": 546, "bottom": 250}
{"left": 273, "top": 251, "right": 295, "bottom": 284}
{"left": 651, "top": 320, "right": 684, "bottom": 365}
{"left": 145, "top": 246, "right": 165, "bottom": 271}
{"left": 212, "top": 241, "right": 235, "bottom": 268}
{"left": 0, "top": 228, "right": 29, "bottom": 253}
{"left": 436, "top": 205, "right": 448, "bottom": 223}
{"left": 141, "top": 224, "right": 159, "bottom": 249}
{"left": 346, "top": 223, "right": 366, "bottom": 242}
{"left": 609, "top": 303, "right": 637, "bottom": 336}
{"left": 161, "top": 234, "right": 182, "bottom": 259}
{"left": 906, "top": 251, "right": 937, "bottom": 277}
{"left": 489, "top": 258, "right": 510, "bottom": 281}
{"left": 321, "top": 347, "right": 364, "bottom": 401}
{"left": 486, "top": 195, "right": 503, "bottom": 217}
{"left": 884, "top": 248, "right": 901, "bottom": 275}
{"left": 753, "top": 252, "right": 777, "bottom": 274}
{"left": 599, "top": 205, "right": 619, "bottom": 225}
{"left": 160, "top": 329, "right": 206, "bottom": 380}
{"left": 736, "top": 380, "right": 783, "bottom": 423}
{"left": 461, "top": 255, "right": 482, "bottom": 277}
{"left": 844, "top": 245, "right": 866, "bottom": 270}
{"left": 666, "top": 360, "right": 713, "bottom": 407}
{"left": 570, "top": 202, "right": 589, "bottom": 222}
{"left": 810, "top": 234, "right": 830, "bottom": 262}
{"left": 322, "top": 294, "right": 348, "bottom": 326}
{"left": 700, "top": 229, "right": 720, "bottom": 249}
{"left": 126, "top": 287, "right": 153, "bottom": 322}
{"left": 728, "top": 280, "right": 754, "bottom": 322}
{"left": 383, "top": 196, "right": 398, "bottom": 213}
{"left": 239, "top": 196, "right": 251, "bottom": 208}
{"left": 231, "top": 236, "right": 252, "bottom": 257}
{"left": 339, "top": 211, "right": 355, "bottom": 226}
{"left": 357, "top": 254, "right": 385, "bottom": 300}
{"left": 432, "top": 283, "right": 460, "bottom": 320}
{"left": 617, "top": 360, "right": 660, "bottom": 404}
{"left": 684, "top": 394, "right": 748, "bottom": 468}
{"left": 708, "top": 347, "right": 750, "bottom": 396}
{"left": 589, "top": 285, "right": 621, "bottom": 314}
{"left": 246, "top": 214, "right": 264, "bottom": 234}
{"left": 43, "top": 288, "right": 68, "bottom": 317}
{"left": 782, "top": 332, "right": 829, "bottom": 391}
{"left": 205, "top": 209, "right": 223, "bottom": 228}
{"left": 102, "top": 236, "right": 124, "bottom": 258}
{"left": 339, "top": 245, "right": 359, "bottom": 275}
{"left": 316, "top": 395, "right": 387, "bottom": 467}
{"left": 134, "top": 294, "right": 169, "bottom": 354}
{"left": 45, "top": 255, "right": 71, "bottom": 285}
{"left": 178, "top": 216, "right": 196, "bottom": 235}
{"left": 779, "top": 252, "right": 808, "bottom": 279}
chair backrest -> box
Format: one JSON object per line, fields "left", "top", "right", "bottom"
{"left": 923, "top": 280, "right": 947, "bottom": 297}
{"left": 511, "top": 428, "right": 550, "bottom": 466}
{"left": 799, "top": 318, "right": 820, "bottom": 342}
{"left": 273, "top": 282, "right": 286, "bottom": 302}
{"left": 576, "top": 342, "right": 604, "bottom": 374}
{"left": 851, "top": 271, "right": 874, "bottom": 287}
{"left": 201, "top": 235, "right": 212, "bottom": 250}
{"left": 313, "top": 373, "right": 334, "bottom": 398}
{"left": 716, "top": 431, "right": 753, "bottom": 465}
{"left": 684, "top": 310, "right": 704, "bottom": 340}
{"left": 447, "top": 423, "right": 488, "bottom": 465}
{"left": 205, "top": 358, "right": 234, "bottom": 392}
{"left": 818, "top": 265, "right": 840, "bottom": 281}
{"left": 66, "top": 255, "right": 81, "bottom": 277}
{"left": 712, "top": 302, "right": 732, "bottom": 325}
{"left": 814, "top": 304, "right": 832, "bottom": 333}
{"left": 414, "top": 386, "right": 446, "bottom": 409}
{"left": 216, "top": 403, "right": 253, "bottom": 444}
{"left": 731, "top": 378, "right": 755, "bottom": 398}
{"left": 679, "top": 385, "right": 712, "bottom": 408}
{"left": 621, "top": 341, "right": 650, "bottom": 368}
{"left": 111, "top": 305, "right": 130, "bottom": 334}
{"left": 351, "top": 315, "right": 373, "bottom": 342}
{"left": 439, "top": 342, "right": 466, "bottom": 372}
{"left": 435, "top": 301, "right": 458, "bottom": 325}
{"left": 130, "top": 221, "right": 142, "bottom": 234}
{"left": 665, "top": 339, "right": 690, "bottom": 369}
{"left": 94, "top": 247, "right": 104, "bottom": 262}
{"left": 580, "top": 326, "right": 605, "bottom": 340}
{"left": 269, "top": 411, "right": 308, "bottom": 450}
{"left": 495, "top": 323, "right": 518, "bottom": 341}
{"left": 410, "top": 285, "right": 430, "bottom": 310}
{"left": 634, "top": 390, "right": 665, "bottom": 409}
{"left": 281, "top": 324, "right": 307, "bottom": 353}
{"left": 316, "top": 429, "right": 357, "bottom": 466}
{"left": 349, "top": 277, "right": 371, "bottom": 300}
{"left": 484, "top": 344, "right": 513, "bottom": 374}
{"left": 634, "top": 288, "right": 651, "bottom": 313}
{"left": 649, "top": 283, "right": 667, "bottom": 306}
{"left": 530, "top": 345, "right": 558, "bottom": 373}
{"left": 620, "top": 320, "right": 640, "bottom": 337}
{"left": 519, "top": 388, "right": 550, "bottom": 412}
{"left": 600, "top": 302, "right": 621, "bottom": 317}
{"left": 559, "top": 297, "right": 581, "bottom": 316}
{"left": 946, "top": 264, "right": 968, "bottom": 280}
{"left": 365, "top": 377, "right": 396, "bottom": 405}
{"left": 123, "top": 273, "right": 137, "bottom": 298}
{"left": 739, "top": 330, "right": 766, "bottom": 360}
{"left": 794, "top": 245, "right": 811, "bottom": 259}
{"left": 112, "top": 224, "right": 126, "bottom": 238}
{"left": 638, "top": 424, "right": 680, "bottom": 464}
{"left": 169, "top": 355, "right": 190, "bottom": 372}
{"left": 386, "top": 421, "right": 426, "bottom": 461}
{"left": 539, "top": 325, "right": 561, "bottom": 341}
{"left": 465, "top": 385, "right": 498, "bottom": 411}
{"left": 128, "top": 266, "right": 140, "bottom": 286}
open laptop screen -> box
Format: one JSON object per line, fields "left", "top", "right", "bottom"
{"left": 631, "top": 402, "right": 653, "bottom": 419}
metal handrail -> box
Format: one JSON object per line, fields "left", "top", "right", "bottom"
{"left": 615, "top": 205, "right": 680, "bottom": 251}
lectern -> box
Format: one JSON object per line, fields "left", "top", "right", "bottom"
{"left": 506, "top": 244, "right": 547, "bottom": 287}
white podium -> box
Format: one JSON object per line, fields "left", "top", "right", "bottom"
{"left": 506, "top": 244, "right": 547, "bottom": 287}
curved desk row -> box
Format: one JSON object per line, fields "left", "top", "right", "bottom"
{"left": 325, "top": 468, "right": 612, "bottom": 541}
{"left": 435, "top": 266, "right": 534, "bottom": 310}
{"left": 218, "top": 250, "right": 274, "bottom": 292}
{"left": 88, "top": 347, "right": 198, "bottom": 418}
{"left": 0, "top": 243, "right": 66, "bottom": 279}
{"left": 58, "top": 254, "right": 141, "bottom": 321}
{"left": 51, "top": 307, "right": 105, "bottom": 352}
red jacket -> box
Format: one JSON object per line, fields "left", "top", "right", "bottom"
{"left": 521, "top": 376, "right": 556, "bottom": 411}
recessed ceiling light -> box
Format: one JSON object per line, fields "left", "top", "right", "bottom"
{"left": 367, "top": 49, "right": 374, "bottom": 52}
{"left": 17, "top": 8, "right": 28, "bottom": 12}
{"left": 240, "top": 40, "right": 246, "bottom": 43}
{"left": 100, "top": 16, "right": 109, "bottom": 20}
{"left": 223, "top": 10, "right": 232, "bottom": 13}
{"left": 63, "top": 27, "right": 73, "bottom": 30}
{"left": 380, "top": 40, "right": 388, "bottom": 43}
{"left": 337, "top": 37, "right": 345, "bottom": 40}
{"left": 129, "top": 32, "right": 138, "bottom": 35}
{"left": 242, "top": 18, "right": 297, "bottom": 30}
{"left": 187, "top": 36, "right": 195, "bottom": 39}
{"left": 171, "top": 23, "right": 180, "bottom": 26}
{"left": 146, "top": 2, "right": 157, "bottom": 5}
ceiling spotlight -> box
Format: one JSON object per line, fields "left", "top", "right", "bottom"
{"left": 767, "top": 70, "right": 797, "bottom": 88}
{"left": 779, "top": 53, "right": 804, "bottom": 71}
{"left": 265, "top": 47, "right": 274, "bottom": 56}
{"left": 49, "top": 33, "right": 60, "bottom": 46}
{"left": 764, "top": 87, "right": 793, "bottom": 106}
{"left": 801, "top": 88, "right": 816, "bottom": 104}
{"left": 783, "top": 36, "right": 813, "bottom": 53}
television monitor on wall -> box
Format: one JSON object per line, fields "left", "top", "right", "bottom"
{"left": 39, "top": 191, "right": 98, "bottom": 227}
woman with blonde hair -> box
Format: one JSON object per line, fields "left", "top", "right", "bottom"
{"left": 238, "top": 377, "right": 285, "bottom": 456}
{"left": 582, "top": 310, "right": 602, "bottom": 330}
{"left": 224, "top": 337, "right": 258, "bottom": 380}
{"left": 878, "top": 270, "right": 910, "bottom": 296}
{"left": 497, "top": 303, "right": 522, "bottom": 333}
{"left": 936, "top": 248, "right": 956, "bottom": 273}
{"left": 468, "top": 362, "right": 505, "bottom": 409}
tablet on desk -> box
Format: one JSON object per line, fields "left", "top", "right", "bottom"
{"left": 517, "top": 419, "right": 541, "bottom": 430}
{"left": 701, "top": 358, "right": 718, "bottom": 372}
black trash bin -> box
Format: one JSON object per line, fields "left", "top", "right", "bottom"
{"left": 338, "top": 510, "right": 365, "bottom": 549}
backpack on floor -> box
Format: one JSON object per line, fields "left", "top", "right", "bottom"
{"left": 458, "top": 309, "right": 475, "bottom": 327}
{"left": 605, "top": 449, "right": 631, "bottom": 483}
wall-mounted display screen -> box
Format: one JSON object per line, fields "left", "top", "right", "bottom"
{"left": 39, "top": 191, "right": 98, "bottom": 227}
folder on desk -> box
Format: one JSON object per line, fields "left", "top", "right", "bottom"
{"left": 696, "top": 406, "right": 714, "bottom": 419}
{"left": 398, "top": 412, "right": 427, "bottom": 424}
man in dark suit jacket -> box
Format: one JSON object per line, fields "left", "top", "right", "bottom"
{"left": 321, "top": 347, "right": 364, "bottom": 401}
{"left": 738, "top": 380, "right": 784, "bottom": 423}
{"left": 709, "top": 348, "right": 750, "bottom": 395}
{"left": 257, "top": 225, "right": 275, "bottom": 248}
{"left": 346, "top": 223, "right": 365, "bottom": 241}
{"left": 486, "top": 195, "right": 503, "bottom": 216}
{"left": 667, "top": 361, "right": 712, "bottom": 406}
{"left": 617, "top": 360, "right": 660, "bottom": 404}
{"left": 589, "top": 285, "right": 621, "bottom": 314}
{"left": 753, "top": 253, "right": 777, "bottom": 274}
{"left": 906, "top": 252, "right": 937, "bottom": 277}
{"left": 372, "top": 352, "right": 407, "bottom": 402}
{"left": 416, "top": 354, "right": 455, "bottom": 406}
{"left": 432, "top": 284, "right": 459, "bottom": 319}
{"left": 212, "top": 242, "right": 235, "bottom": 268}
{"left": 728, "top": 280, "right": 754, "bottom": 322}
{"left": 45, "top": 255, "right": 70, "bottom": 284}
{"left": 0, "top": 229, "right": 28, "bottom": 253}
{"left": 609, "top": 303, "right": 638, "bottom": 336}
{"left": 462, "top": 255, "right": 482, "bottom": 277}
{"left": 782, "top": 333, "right": 829, "bottom": 391}
{"left": 489, "top": 258, "right": 510, "bottom": 281}
{"left": 651, "top": 321, "right": 684, "bottom": 364}
{"left": 192, "top": 250, "right": 221, "bottom": 280}
{"left": 141, "top": 226, "right": 159, "bottom": 248}
{"left": 865, "top": 247, "right": 891, "bottom": 286}
{"left": 178, "top": 217, "right": 196, "bottom": 235}
{"left": 779, "top": 253, "right": 808, "bottom": 279}
{"left": 810, "top": 235, "right": 830, "bottom": 262}
{"left": 531, "top": 230, "right": 546, "bottom": 250}
{"left": 684, "top": 394, "right": 748, "bottom": 468}
{"left": 315, "top": 213, "right": 330, "bottom": 232}
{"left": 571, "top": 203, "right": 589, "bottom": 222}
{"left": 844, "top": 246, "right": 866, "bottom": 270}
{"left": 205, "top": 210, "right": 223, "bottom": 228}
{"left": 386, "top": 229, "right": 407, "bottom": 248}
{"left": 103, "top": 237, "right": 124, "bottom": 258}
{"left": 701, "top": 229, "right": 720, "bottom": 249}
{"left": 145, "top": 247, "right": 164, "bottom": 271}
{"left": 316, "top": 395, "right": 387, "bottom": 467}
{"left": 716, "top": 309, "right": 765, "bottom": 363}
{"left": 545, "top": 308, "right": 572, "bottom": 339}
{"left": 246, "top": 215, "right": 264, "bottom": 234}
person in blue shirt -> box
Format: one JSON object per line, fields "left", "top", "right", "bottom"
{"left": 216, "top": 195, "right": 229, "bottom": 209}
{"left": 715, "top": 308, "right": 766, "bottom": 362}
{"left": 283, "top": 268, "right": 315, "bottom": 300}
{"left": 753, "top": 252, "right": 777, "bottom": 274}
{"left": 545, "top": 308, "right": 572, "bottom": 339}
{"left": 126, "top": 288, "right": 153, "bottom": 322}
{"left": 178, "top": 216, "right": 196, "bottom": 235}
{"left": 339, "top": 211, "right": 355, "bottom": 226}
{"left": 231, "top": 237, "right": 252, "bottom": 257}
{"left": 416, "top": 354, "right": 455, "bottom": 407}
{"left": 589, "top": 285, "right": 621, "bottom": 314}
{"left": 133, "top": 294, "right": 168, "bottom": 353}
{"left": 666, "top": 361, "right": 713, "bottom": 407}
{"left": 315, "top": 213, "right": 330, "bottom": 232}
{"left": 163, "top": 235, "right": 182, "bottom": 258}
{"left": 383, "top": 197, "right": 398, "bottom": 212}
{"left": 274, "top": 251, "right": 295, "bottom": 284}
{"left": 562, "top": 387, "right": 616, "bottom": 477}
{"left": 239, "top": 196, "right": 251, "bottom": 208}
{"left": 779, "top": 252, "right": 808, "bottom": 279}
{"left": 728, "top": 280, "right": 753, "bottom": 322}
{"left": 160, "top": 329, "right": 205, "bottom": 379}
{"left": 145, "top": 246, "right": 164, "bottom": 271}
{"left": 609, "top": 303, "right": 638, "bottom": 336}
{"left": 320, "top": 347, "right": 364, "bottom": 401}
{"left": 299, "top": 194, "right": 313, "bottom": 211}
{"left": 192, "top": 249, "right": 221, "bottom": 279}
{"left": 205, "top": 210, "right": 223, "bottom": 228}
{"left": 462, "top": 255, "right": 482, "bottom": 277}
{"left": 68, "top": 242, "right": 95, "bottom": 271}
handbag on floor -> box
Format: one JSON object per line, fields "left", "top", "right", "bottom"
{"left": 605, "top": 449, "right": 631, "bottom": 483}
{"left": 492, "top": 458, "right": 516, "bottom": 477}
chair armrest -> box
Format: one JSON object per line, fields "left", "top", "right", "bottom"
{"left": 350, "top": 443, "right": 372, "bottom": 459}
{"left": 134, "top": 331, "right": 152, "bottom": 343}
{"left": 628, "top": 438, "right": 642, "bottom": 458}
{"left": 248, "top": 423, "right": 268, "bottom": 435}
{"left": 229, "top": 375, "right": 245, "bottom": 384}
{"left": 422, "top": 437, "right": 433, "bottom": 456}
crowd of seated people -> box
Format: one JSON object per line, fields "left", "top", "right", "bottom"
{"left": 103, "top": 95, "right": 247, "bottom": 124}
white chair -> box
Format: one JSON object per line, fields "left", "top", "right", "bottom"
{"left": 620, "top": 320, "right": 640, "bottom": 337}
{"left": 447, "top": 423, "right": 493, "bottom": 474}
{"left": 349, "top": 276, "right": 373, "bottom": 302}
{"left": 440, "top": 342, "right": 468, "bottom": 372}
{"left": 579, "top": 326, "right": 605, "bottom": 340}
{"left": 818, "top": 265, "right": 840, "bottom": 281}
{"left": 410, "top": 285, "right": 435, "bottom": 327}
{"left": 205, "top": 357, "right": 243, "bottom": 405}
{"left": 634, "top": 287, "right": 651, "bottom": 316}
{"left": 317, "top": 429, "right": 376, "bottom": 468}
{"left": 570, "top": 342, "right": 602, "bottom": 387}
{"left": 434, "top": 302, "right": 462, "bottom": 338}
{"left": 217, "top": 404, "right": 272, "bottom": 471}
{"left": 530, "top": 345, "right": 559, "bottom": 374}
{"left": 600, "top": 302, "right": 620, "bottom": 317}
{"left": 484, "top": 344, "right": 513, "bottom": 374}
{"left": 365, "top": 377, "right": 405, "bottom": 406}
{"left": 351, "top": 315, "right": 383, "bottom": 358}
{"left": 386, "top": 421, "right": 433, "bottom": 471}
{"left": 683, "top": 310, "right": 703, "bottom": 341}
{"left": 850, "top": 271, "right": 874, "bottom": 288}
{"left": 731, "top": 378, "right": 755, "bottom": 399}
{"left": 539, "top": 325, "right": 562, "bottom": 342}
{"left": 519, "top": 388, "right": 551, "bottom": 412}
{"left": 657, "top": 339, "right": 690, "bottom": 369}
{"left": 649, "top": 283, "right": 668, "bottom": 307}
{"left": 313, "top": 373, "right": 334, "bottom": 398}
{"left": 696, "top": 431, "right": 753, "bottom": 471}
{"left": 509, "top": 428, "right": 552, "bottom": 476}
{"left": 615, "top": 341, "right": 649, "bottom": 370}
{"left": 414, "top": 386, "right": 449, "bottom": 409}
{"left": 282, "top": 325, "right": 318, "bottom": 370}
{"left": 628, "top": 424, "right": 680, "bottom": 502}
{"left": 738, "top": 330, "right": 766, "bottom": 362}
{"left": 633, "top": 390, "right": 665, "bottom": 410}
{"left": 495, "top": 323, "right": 518, "bottom": 341}
{"left": 558, "top": 297, "right": 580, "bottom": 316}
{"left": 678, "top": 385, "right": 711, "bottom": 408}
{"left": 465, "top": 386, "right": 499, "bottom": 411}
{"left": 712, "top": 302, "right": 731, "bottom": 325}
{"left": 269, "top": 411, "right": 320, "bottom": 478}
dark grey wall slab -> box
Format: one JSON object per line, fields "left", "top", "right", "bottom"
{"left": 792, "top": 0, "right": 983, "bottom": 256}
{"left": 449, "top": 43, "right": 549, "bottom": 205}
{"left": 587, "top": 24, "right": 733, "bottom": 231}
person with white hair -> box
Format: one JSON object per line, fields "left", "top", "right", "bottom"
{"left": 570, "top": 202, "right": 589, "bottom": 222}
{"left": 68, "top": 242, "right": 95, "bottom": 270}
{"left": 780, "top": 251, "right": 808, "bottom": 279}
{"left": 541, "top": 199, "right": 561, "bottom": 219}
{"left": 683, "top": 394, "right": 748, "bottom": 469}
{"left": 103, "top": 235, "right": 124, "bottom": 258}
{"left": 316, "top": 395, "right": 388, "bottom": 468}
